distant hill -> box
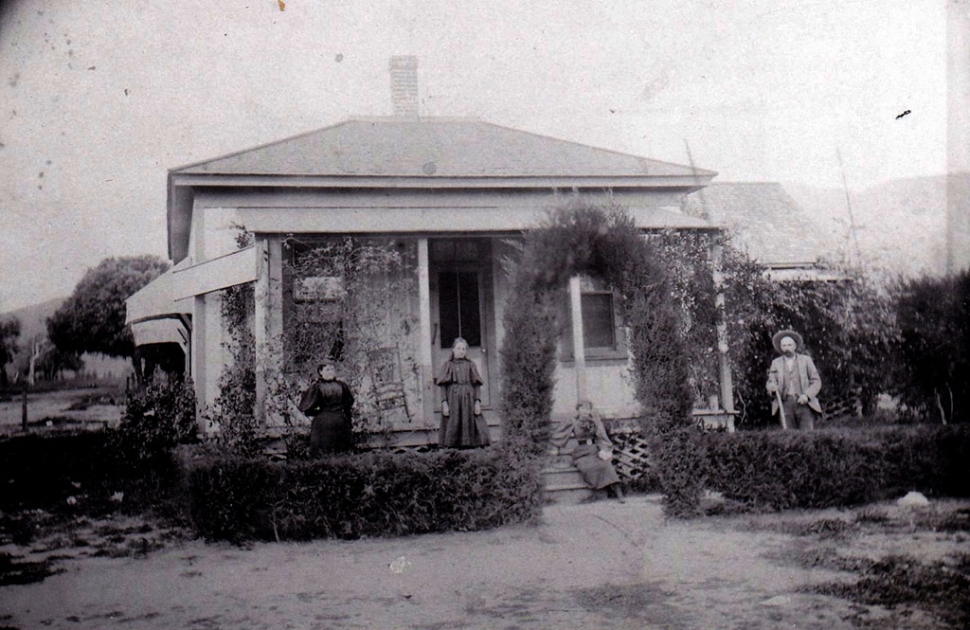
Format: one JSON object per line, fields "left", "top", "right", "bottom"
{"left": 783, "top": 176, "right": 949, "bottom": 276}
{"left": 2, "top": 297, "right": 66, "bottom": 341}
{"left": 1, "top": 297, "right": 132, "bottom": 380}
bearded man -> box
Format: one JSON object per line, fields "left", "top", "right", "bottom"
{"left": 766, "top": 330, "right": 822, "bottom": 430}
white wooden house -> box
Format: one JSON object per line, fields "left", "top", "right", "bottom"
{"left": 127, "top": 115, "right": 721, "bottom": 446}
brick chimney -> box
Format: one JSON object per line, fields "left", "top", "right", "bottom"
{"left": 389, "top": 56, "right": 419, "bottom": 117}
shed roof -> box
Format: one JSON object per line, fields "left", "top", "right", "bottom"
{"left": 173, "top": 117, "right": 715, "bottom": 179}
{"left": 682, "top": 182, "right": 829, "bottom": 266}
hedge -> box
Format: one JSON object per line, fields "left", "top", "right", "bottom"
{"left": 704, "top": 425, "right": 970, "bottom": 511}
{"left": 185, "top": 447, "right": 542, "bottom": 542}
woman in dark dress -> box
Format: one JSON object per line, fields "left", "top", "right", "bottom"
{"left": 298, "top": 359, "right": 355, "bottom": 456}
{"left": 436, "top": 337, "right": 490, "bottom": 448}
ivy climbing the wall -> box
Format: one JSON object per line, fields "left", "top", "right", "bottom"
{"left": 276, "top": 236, "right": 419, "bottom": 437}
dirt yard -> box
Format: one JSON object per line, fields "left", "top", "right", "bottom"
{"left": 2, "top": 494, "right": 967, "bottom": 630}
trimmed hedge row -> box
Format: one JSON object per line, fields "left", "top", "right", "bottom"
{"left": 704, "top": 425, "right": 970, "bottom": 511}
{"left": 186, "top": 447, "right": 542, "bottom": 542}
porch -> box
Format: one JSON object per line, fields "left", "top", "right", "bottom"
{"left": 129, "top": 226, "right": 737, "bottom": 450}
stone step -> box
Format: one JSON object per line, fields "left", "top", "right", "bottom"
{"left": 543, "top": 485, "right": 594, "bottom": 504}
{"left": 541, "top": 463, "right": 597, "bottom": 504}
{"left": 541, "top": 466, "right": 586, "bottom": 485}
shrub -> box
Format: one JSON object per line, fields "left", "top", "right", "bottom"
{"left": 0, "top": 432, "right": 118, "bottom": 513}
{"left": 896, "top": 270, "right": 970, "bottom": 423}
{"left": 186, "top": 447, "right": 542, "bottom": 542}
{"left": 0, "top": 379, "right": 197, "bottom": 519}
{"left": 0, "top": 429, "right": 186, "bottom": 520}
{"left": 648, "top": 422, "right": 707, "bottom": 517}
{"left": 119, "top": 378, "right": 197, "bottom": 461}
{"left": 704, "top": 425, "right": 970, "bottom": 510}
{"left": 709, "top": 252, "right": 902, "bottom": 426}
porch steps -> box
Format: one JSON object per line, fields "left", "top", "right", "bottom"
{"left": 541, "top": 455, "right": 598, "bottom": 504}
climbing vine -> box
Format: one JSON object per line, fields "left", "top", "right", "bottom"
{"left": 272, "top": 236, "right": 419, "bottom": 435}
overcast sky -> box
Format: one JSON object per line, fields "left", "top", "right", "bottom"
{"left": 0, "top": 0, "right": 952, "bottom": 311}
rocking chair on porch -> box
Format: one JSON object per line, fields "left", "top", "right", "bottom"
{"left": 366, "top": 347, "right": 412, "bottom": 423}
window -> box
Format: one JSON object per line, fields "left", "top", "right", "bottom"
{"left": 438, "top": 271, "right": 482, "bottom": 348}
{"left": 581, "top": 292, "right": 616, "bottom": 349}
{"left": 560, "top": 278, "right": 627, "bottom": 361}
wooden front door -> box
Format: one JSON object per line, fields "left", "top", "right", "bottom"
{"left": 429, "top": 239, "right": 493, "bottom": 410}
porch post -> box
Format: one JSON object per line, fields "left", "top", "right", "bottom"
{"left": 254, "top": 235, "right": 284, "bottom": 426}
{"left": 191, "top": 295, "right": 207, "bottom": 434}
{"left": 711, "top": 241, "right": 736, "bottom": 415}
{"left": 191, "top": 198, "right": 207, "bottom": 433}
{"left": 417, "top": 239, "right": 435, "bottom": 421}
{"left": 569, "top": 276, "right": 589, "bottom": 403}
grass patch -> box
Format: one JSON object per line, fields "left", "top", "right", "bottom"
{"left": 0, "top": 552, "right": 64, "bottom": 586}
{"left": 747, "top": 516, "right": 859, "bottom": 541}
{"left": 813, "top": 554, "right": 970, "bottom": 629}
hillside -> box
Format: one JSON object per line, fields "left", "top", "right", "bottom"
{"left": 1, "top": 297, "right": 131, "bottom": 380}
{"left": 2, "top": 297, "right": 66, "bottom": 341}
{"left": 783, "top": 176, "right": 949, "bottom": 276}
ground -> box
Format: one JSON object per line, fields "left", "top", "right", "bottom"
{"left": 1, "top": 495, "right": 968, "bottom": 630}
{"left": 0, "top": 387, "right": 122, "bottom": 436}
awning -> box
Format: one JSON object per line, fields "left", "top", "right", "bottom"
{"left": 126, "top": 259, "right": 194, "bottom": 325}
{"left": 131, "top": 318, "right": 189, "bottom": 347}
{"left": 126, "top": 245, "right": 258, "bottom": 328}
{"left": 170, "top": 245, "right": 257, "bottom": 300}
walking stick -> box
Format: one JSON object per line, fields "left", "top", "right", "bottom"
{"left": 775, "top": 390, "right": 788, "bottom": 430}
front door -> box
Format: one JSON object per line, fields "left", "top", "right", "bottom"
{"left": 429, "top": 240, "right": 492, "bottom": 410}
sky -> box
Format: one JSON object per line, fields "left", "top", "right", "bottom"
{"left": 0, "top": 0, "right": 954, "bottom": 312}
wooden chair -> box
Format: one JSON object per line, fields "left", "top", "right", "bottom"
{"left": 366, "top": 347, "right": 411, "bottom": 423}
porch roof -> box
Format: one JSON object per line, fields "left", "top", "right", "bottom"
{"left": 235, "top": 204, "right": 715, "bottom": 234}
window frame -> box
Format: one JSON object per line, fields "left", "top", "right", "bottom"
{"left": 559, "top": 279, "right": 629, "bottom": 363}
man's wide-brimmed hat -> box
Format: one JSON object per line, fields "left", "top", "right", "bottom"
{"left": 772, "top": 330, "right": 804, "bottom": 353}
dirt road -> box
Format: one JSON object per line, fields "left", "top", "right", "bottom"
{"left": 0, "top": 388, "right": 122, "bottom": 434}
{"left": 8, "top": 494, "right": 962, "bottom": 630}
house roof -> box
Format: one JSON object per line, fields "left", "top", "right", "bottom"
{"left": 172, "top": 117, "right": 715, "bottom": 180}
{"left": 168, "top": 117, "right": 719, "bottom": 261}
{"left": 681, "top": 182, "right": 829, "bottom": 266}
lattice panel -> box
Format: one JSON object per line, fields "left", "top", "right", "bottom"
{"left": 824, "top": 392, "right": 862, "bottom": 420}
{"left": 382, "top": 444, "right": 435, "bottom": 456}
{"left": 609, "top": 431, "right": 651, "bottom": 480}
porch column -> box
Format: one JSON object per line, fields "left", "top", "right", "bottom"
{"left": 569, "top": 276, "right": 589, "bottom": 403}
{"left": 711, "top": 241, "right": 736, "bottom": 416}
{"left": 418, "top": 239, "right": 435, "bottom": 421}
{"left": 191, "top": 295, "right": 207, "bottom": 434}
{"left": 254, "top": 235, "right": 285, "bottom": 426}
{"left": 191, "top": 198, "right": 206, "bottom": 433}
